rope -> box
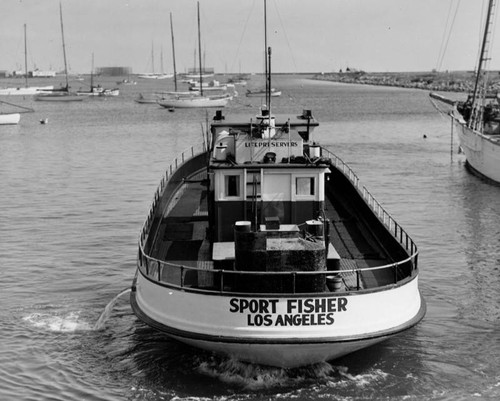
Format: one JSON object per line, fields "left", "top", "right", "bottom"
{"left": 0, "top": 99, "right": 34, "bottom": 113}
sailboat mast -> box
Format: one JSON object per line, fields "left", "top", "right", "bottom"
{"left": 59, "top": 2, "right": 69, "bottom": 90}
{"left": 197, "top": 1, "right": 203, "bottom": 96}
{"left": 151, "top": 42, "right": 155, "bottom": 74}
{"left": 268, "top": 47, "right": 272, "bottom": 115}
{"left": 264, "top": 0, "right": 269, "bottom": 106}
{"left": 472, "top": 0, "right": 495, "bottom": 104}
{"left": 170, "top": 13, "right": 178, "bottom": 92}
{"left": 24, "top": 24, "right": 28, "bottom": 88}
{"left": 90, "top": 52, "right": 94, "bottom": 90}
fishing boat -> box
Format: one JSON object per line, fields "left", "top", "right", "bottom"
{"left": 431, "top": 0, "right": 500, "bottom": 184}
{"left": 131, "top": 103, "right": 425, "bottom": 367}
{"left": 156, "top": 4, "right": 230, "bottom": 109}
{"left": 130, "top": 1, "right": 425, "bottom": 368}
{"left": 0, "top": 25, "right": 54, "bottom": 96}
{"left": 35, "top": 3, "right": 84, "bottom": 102}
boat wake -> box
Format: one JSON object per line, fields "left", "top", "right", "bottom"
{"left": 197, "top": 356, "right": 388, "bottom": 391}
{"left": 23, "top": 311, "right": 92, "bottom": 333}
{"left": 22, "top": 288, "right": 132, "bottom": 333}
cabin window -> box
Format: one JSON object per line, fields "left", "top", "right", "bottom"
{"left": 225, "top": 175, "right": 240, "bottom": 197}
{"left": 296, "top": 177, "right": 315, "bottom": 196}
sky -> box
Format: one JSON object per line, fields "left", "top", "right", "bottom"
{"left": 0, "top": 0, "right": 496, "bottom": 75}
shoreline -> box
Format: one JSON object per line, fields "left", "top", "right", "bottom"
{"left": 312, "top": 70, "right": 500, "bottom": 94}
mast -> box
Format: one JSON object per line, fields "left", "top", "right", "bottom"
{"left": 59, "top": 2, "right": 69, "bottom": 90}
{"left": 170, "top": 12, "right": 178, "bottom": 92}
{"left": 264, "top": 0, "right": 269, "bottom": 106}
{"left": 90, "top": 52, "right": 94, "bottom": 90}
{"left": 268, "top": 46, "right": 272, "bottom": 116}
{"left": 197, "top": 1, "right": 203, "bottom": 96}
{"left": 24, "top": 24, "right": 28, "bottom": 88}
{"left": 160, "top": 46, "right": 164, "bottom": 74}
{"left": 470, "top": 0, "right": 497, "bottom": 130}
{"left": 151, "top": 42, "right": 155, "bottom": 74}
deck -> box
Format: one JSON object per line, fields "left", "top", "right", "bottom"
{"left": 149, "top": 170, "right": 397, "bottom": 292}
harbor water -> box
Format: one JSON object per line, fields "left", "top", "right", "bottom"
{"left": 1, "top": 76, "right": 499, "bottom": 400}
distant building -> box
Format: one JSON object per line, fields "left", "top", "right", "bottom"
{"left": 0, "top": 70, "right": 10, "bottom": 78}
{"left": 96, "top": 67, "right": 132, "bottom": 76}
{"left": 31, "top": 70, "right": 57, "bottom": 78}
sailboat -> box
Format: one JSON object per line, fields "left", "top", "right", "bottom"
{"left": 76, "top": 54, "right": 119, "bottom": 97}
{"left": 138, "top": 43, "right": 173, "bottom": 79}
{"left": 245, "top": 1, "right": 281, "bottom": 99}
{"left": 431, "top": 0, "right": 500, "bottom": 183}
{"left": 35, "top": 3, "right": 83, "bottom": 102}
{"left": 135, "top": 14, "right": 182, "bottom": 104}
{"left": 157, "top": 3, "right": 231, "bottom": 109}
{"left": 0, "top": 24, "right": 54, "bottom": 96}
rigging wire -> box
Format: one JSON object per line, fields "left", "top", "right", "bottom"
{"left": 229, "top": 0, "right": 258, "bottom": 73}
{"left": 271, "top": 0, "right": 298, "bottom": 72}
{"left": 436, "top": 0, "right": 462, "bottom": 71}
{"left": 435, "top": 0, "right": 455, "bottom": 71}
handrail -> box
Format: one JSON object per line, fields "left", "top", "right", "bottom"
{"left": 321, "top": 147, "right": 418, "bottom": 261}
{"left": 137, "top": 144, "right": 419, "bottom": 295}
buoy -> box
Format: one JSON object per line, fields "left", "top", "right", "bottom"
{"left": 423, "top": 134, "right": 427, "bottom": 139}
{"left": 40, "top": 118, "right": 48, "bottom": 124}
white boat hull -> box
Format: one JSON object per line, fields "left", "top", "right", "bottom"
{"left": 0, "top": 85, "right": 54, "bottom": 96}
{"left": 0, "top": 113, "right": 21, "bottom": 125}
{"left": 132, "top": 273, "right": 425, "bottom": 368}
{"left": 157, "top": 96, "right": 228, "bottom": 108}
{"left": 453, "top": 114, "right": 500, "bottom": 184}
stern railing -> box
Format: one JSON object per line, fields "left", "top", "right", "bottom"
{"left": 136, "top": 144, "right": 419, "bottom": 295}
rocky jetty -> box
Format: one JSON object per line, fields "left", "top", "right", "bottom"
{"left": 313, "top": 70, "right": 500, "bottom": 93}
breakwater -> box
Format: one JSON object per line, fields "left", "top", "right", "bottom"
{"left": 313, "top": 70, "right": 500, "bottom": 93}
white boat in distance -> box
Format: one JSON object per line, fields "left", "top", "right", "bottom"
{"left": 0, "top": 113, "right": 21, "bottom": 125}
{"left": 189, "top": 80, "right": 227, "bottom": 92}
{"left": 157, "top": 94, "right": 230, "bottom": 108}
{"left": 138, "top": 73, "right": 173, "bottom": 80}
{"left": 246, "top": 87, "right": 281, "bottom": 97}
{"left": 76, "top": 54, "right": 120, "bottom": 97}
{"left": 0, "top": 85, "right": 55, "bottom": 96}
{"left": 35, "top": 4, "right": 82, "bottom": 102}
{"left": 156, "top": 3, "right": 230, "bottom": 109}
{"left": 0, "top": 25, "right": 54, "bottom": 96}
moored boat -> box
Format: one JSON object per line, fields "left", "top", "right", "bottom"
{"left": 157, "top": 94, "right": 230, "bottom": 109}
{"left": 0, "top": 24, "right": 55, "bottom": 96}
{"left": 0, "top": 112, "right": 21, "bottom": 125}
{"left": 34, "top": 3, "right": 83, "bottom": 103}
{"left": 246, "top": 87, "right": 281, "bottom": 97}
{"left": 431, "top": 0, "right": 500, "bottom": 184}
{"left": 130, "top": 105, "right": 425, "bottom": 367}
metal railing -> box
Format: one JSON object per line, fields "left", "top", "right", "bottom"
{"left": 322, "top": 147, "right": 418, "bottom": 261}
{"left": 136, "top": 144, "right": 419, "bottom": 295}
